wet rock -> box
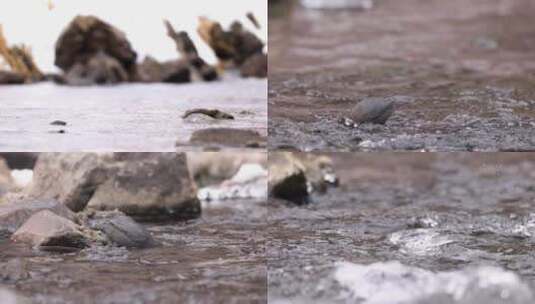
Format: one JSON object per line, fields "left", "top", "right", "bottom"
{"left": 11, "top": 210, "right": 88, "bottom": 251}
{"left": 87, "top": 211, "right": 156, "bottom": 248}
{"left": 55, "top": 15, "right": 137, "bottom": 84}
{"left": 268, "top": 153, "right": 309, "bottom": 205}
{"left": 240, "top": 53, "right": 267, "bottom": 78}
{"left": 349, "top": 98, "right": 395, "bottom": 125}
{"left": 137, "top": 56, "right": 191, "bottom": 83}
{"left": 182, "top": 108, "right": 234, "bottom": 120}
{"left": 0, "top": 199, "right": 77, "bottom": 233}
{"left": 197, "top": 17, "right": 265, "bottom": 67}
{"left": 186, "top": 152, "right": 267, "bottom": 187}
{"left": 50, "top": 120, "right": 67, "bottom": 126}
{"left": 64, "top": 51, "right": 129, "bottom": 86}
{"left": 187, "top": 128, "right": 266, "bottom": 148}
{"left": 0, "top": 71, "right": 25, "bottom": 84}
{"left": 0, "top": 153, "right": 38, "bottom": 170}
{"left": 29, "top": 153, "right": 200, "bottom": 220}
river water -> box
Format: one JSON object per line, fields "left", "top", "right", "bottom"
{"left": 0, "top": 78, "right": 267, "bottom": 152}
{"left": 268, "top": 153, "right": 535, "bottom": 303}
{"left": 269, "top": 0, "right": 535, "bottom": 151}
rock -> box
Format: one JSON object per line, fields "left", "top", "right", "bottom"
{"left": 268, "top": 153, "right": 309, "bottom": 205}
{"left": 63, "top": 51, "right": 129, "bottom": 86}
{"left": 349, "top": 98, "right": 395, "bottom": 125}
{"left": 182, "top": 108, "right": 234, "bottom": 120}
{"left": 28, "top": 153, "right": 110, "bottom": 212}
{"left": 50, "top": 120, "right": 67, "bottom": 126}
{"left": 54, "top": 15, "right": 137, "bottom": 84}
{"left": 137, "top": 56, "right": 191, "bottom": 83}
{"left": 87, "top": 211, "right": 156, "bottom": 248}
{"left": 0, "top": 71, "right": 25, "bottom": 84}
{"left": 11, "top": 210, "right": 88, "bottom": 251}
{"left": 186, "top": 152, "right": 267, "bottom": 187}
{"left": 164, "top": 20, "right": 218, "bottom": 82}
{"left": 0, "top": 158, "right": 15, "bottom": 196}
{"left": 0, "top": 153, "right": 38, "bottom": 169}
{"left": 197, "top": 17, "right": 265, "bottom": 67}
{"left": 0, "top": 199, "right": 77, "bottom": 234}
{"left": 86, "top": 153, "right": 200, "bottom": 220}
{"left": 28, "top": 153, "right": 200, "bottom": 220}
{"left": 187, "top": 128, "right": 266, "bottom": 148}
{"left": 240, "top": 53, "right": 267, "bottom": 78}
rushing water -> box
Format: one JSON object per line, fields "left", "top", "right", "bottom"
{"left": 268, "top": 153, "right": 535, "bottom": 303}
{"left": 269, "top": 0, "right": 535, "bottom": 151}
{"left": 0, "top": 199, "right": 267, "bottom": 304}
{"left": 0, "top": 77, "right": 267, "bottom": 152}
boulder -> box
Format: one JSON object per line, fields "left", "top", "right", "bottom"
{"left": 63, "top": 51, "right": 129, "bottom": 85}
{"left": 28, "top": 153, "right": 110, "bottom": 212}
{"left": 28, "top": 153, "right": 200, "bottom": 220}
{"left": 0, "top": 71, "right": 25, "bottom": 84}
{"left": 0, "top": 199, "right": 77, "bottom": 233}
{"left": 186, "top": 152, "right": 267, "bottom": 186}
{"left": 137, "top": 56, "right": 191, "bottom": 83}
{"left": 240, "top": 53, "right": 267, "bottom": 78}
{"left": 11, "top": 210, "right": 88, "bottom": 251}
{"left": 87, "top": 211, "right": 156, "bottom": 248}
{"left": 187, "top": 128, "right": 267, "bottom": 149}
{"left": 268, "top": 153, "right": 309, "bottom": 205}
{"left": 350, "top": 98, "right": 395, "bottom": 125}
{"left": 54, "top": 15, "right": 137, "bottom": 84}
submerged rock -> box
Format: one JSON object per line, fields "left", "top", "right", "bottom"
{"left": 187, "top": 128, "right": 267, "bottom": 149}
{"left": 0, "top": 199, "right": 77, "bottom": 233}
{"left": 28, "top": 153, "right": 200, "bottom": 220}
{"left": 11, "top": 210, "right": 87, "bottom": 251}
{"left": 54, "top": 15, "right": 137, "bottom": 85}
{"left": 87, "top": 211, "right": 156, "bottom": 248}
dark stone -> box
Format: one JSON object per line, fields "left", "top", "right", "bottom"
{"left": 350, "top": 98, "right": 395, "bottom": 125}
{"left": 88, "top": 211, "right": 156, "bottom": 248}
{"left": 50, "top": 120, "right": 67, "bottom": 126}
{"left": 0, "top": 71, "right": 25, "bottom": 84}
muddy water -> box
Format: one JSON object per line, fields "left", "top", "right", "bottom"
{"left": 0, "top": 78, "right": 267, "bottom": 152}
{"left": 269, "top": 0, "right": 535, "bottom": 151}
{"left": 267, "top": 153, "right": 535, "bottom": 303}
{"left": 0, "top": 200, "right": 267, "bottom": 304}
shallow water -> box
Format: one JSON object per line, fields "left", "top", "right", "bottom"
{"left": 269, "top": 0, "right": 535, "bottom": 151}
{"left": 0, "top": 78, "right": 267, "bottom": 152}
{"left": 0, "top": 199, "right": 267, "bottom": 304}
{"left": 267, "top": 153, "right": 535, "bottom": 303}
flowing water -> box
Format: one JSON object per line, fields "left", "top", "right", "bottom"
{"left": 0, "top": 78, "right": 267, "bottom": 152}
{"left": 0, "top": 199, "right": 267, "bottom": 304}
{"left": 269, "top": 0, "right": 535, "bottom": 151}
{"left": 268, "top": 153, "right": 535, "bottom": 303}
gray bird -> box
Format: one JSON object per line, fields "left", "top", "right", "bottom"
{"left": 340, "top": 98, "right": 395, "bottom": 127}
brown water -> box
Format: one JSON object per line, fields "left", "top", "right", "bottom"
{"left": 269, "top": 0, "right": 535, "bottom": 151}
{"left": 0, "top": 200, "right": 267, "bottom": 304}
